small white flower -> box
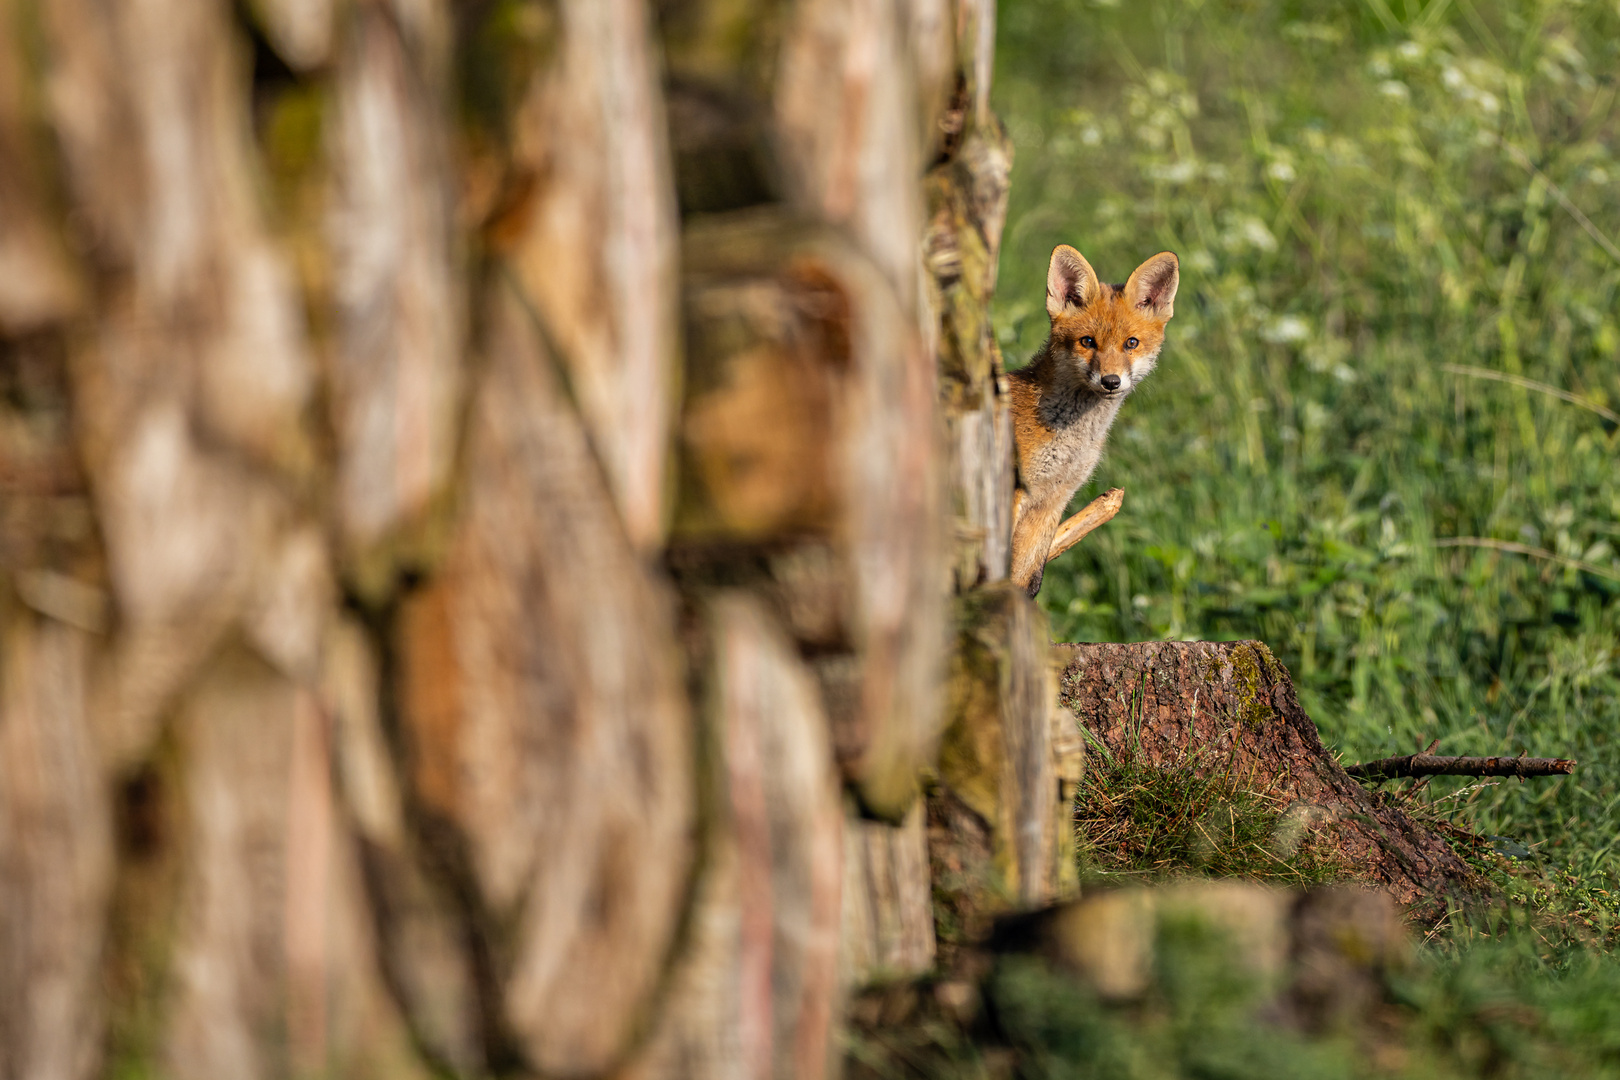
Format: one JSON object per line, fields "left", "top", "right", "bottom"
{"left": 1266, "top": 160, "right": 1297, "bottom": 183}
{"left": 1378, "top": 80, "right": 1411, "bottom": 101}
{"left": 1261, "top": 315, "right": 1312, "bottom": 344}
{"left": 1238, "top": 218, "right": 1278, "bottom": 252}
{"left": 1149, "top": 160, "right": 1200, "bottom": 184}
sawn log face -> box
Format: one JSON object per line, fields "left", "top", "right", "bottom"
{"left": 1055, "top": 640, "right": 1482, "bottom": 917}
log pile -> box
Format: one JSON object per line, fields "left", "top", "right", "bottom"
{"left": 0, "top": 0, "right": 1067, "bottom": 1076}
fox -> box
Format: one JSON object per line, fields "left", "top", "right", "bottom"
{"left": 1008, "top": 244, "right": 1179, "bottom": 597}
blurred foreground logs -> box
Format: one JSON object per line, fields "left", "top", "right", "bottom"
{"left": 0, "top": 0, "right": 1083, "bottom": 1076}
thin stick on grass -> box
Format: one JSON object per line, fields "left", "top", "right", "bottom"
{"left": 1346, "top": 753, "right": 1576, "bottom": 781}
{"left": 1046, "top": 488, "right": 1125, "bottom": 563}
{"left": 1441, "top": 363, "right": 1620, "bottom": 427}
{"left": 1434, "top": 536, "right": 1620, "bottom": 582}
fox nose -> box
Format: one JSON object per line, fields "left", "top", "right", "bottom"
{"left": 1100, "top": 374, "right": 1121, "bottom": 391}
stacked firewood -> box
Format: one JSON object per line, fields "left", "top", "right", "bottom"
{"left": 0, "top": 1, "right": 1077, "bottom": 1076}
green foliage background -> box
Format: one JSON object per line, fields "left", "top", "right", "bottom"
{"left": 994, "top": 0, "right": 1620, "bottom": 874}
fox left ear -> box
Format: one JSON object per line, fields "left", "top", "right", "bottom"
{"left": 1046, "top": 245, "right": 1100, "bottom": 318}
{"left": 1124, "top": 252, "right": 1179, "bottom": 319}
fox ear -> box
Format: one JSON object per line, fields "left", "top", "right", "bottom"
{"left": 1046, "top": 245, "right": 1099, "bottom": 318}
{"left": 1124, "top": 252, "right": 1179, "bottom": 318}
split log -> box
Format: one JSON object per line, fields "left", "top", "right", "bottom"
{"left": 43, "top": 0, "right": 330, "bottom": 768}
{"left": 0, "top": 608, "right": 110, "bottom": 1080}
{"left": 1056, "top": 641, "right": 1483, "bottom": 919}
{"left": 120, "top": 648, "right": 425, "bottom": 1080}
{"left": 930, "top": 585, "right": 1082, "bottom": 953}
{"left": 501, "top": 0, "right": 681, "bottom": 554}
{"left": 841, "top": 803, "right": 937, "bottom": 985}
{"left": 325, "top": 0, "right": 464, "bottom": 586}
{"left": 629, "top": 593, "right": 842, "bottom": 1080}
{"left": 1347, "top": 754, "right": 1576, "bottom": 781}
{"left": 386, "top": 279, "right": 697, "bottom": 1076}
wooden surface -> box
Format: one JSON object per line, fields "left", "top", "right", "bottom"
{"left": 391, "top": 280, "right": 697, "bottom": 1075}
{"left": 0, "top": 0, "right": 1035, "bottom": 1074}
{"left": 930, "top": 584, "right": 1080, "bottom": 954}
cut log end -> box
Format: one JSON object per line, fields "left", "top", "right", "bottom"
{"left": 1046, "top": 488, "right": 1124, "bottom": 563}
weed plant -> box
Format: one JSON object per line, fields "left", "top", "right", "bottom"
{"left": 994, "top": 0, "right": 1620, "bottom": 889}
{"left": 1074, "top": 735, "right": 1346, "bottom": 887}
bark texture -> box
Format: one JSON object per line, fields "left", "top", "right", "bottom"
{"left": 1055, "top": 641, "right": 1483, "bottom": 918}
{"left": 0, "top": 0, "right": 1073, "bottom": 1076}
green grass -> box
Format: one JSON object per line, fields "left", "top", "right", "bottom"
{"left": 1075, "top": 734, "right": 1348, "bottom": 887}
{"left": 993, "top": 0, "right": 1620, "bottom": 893}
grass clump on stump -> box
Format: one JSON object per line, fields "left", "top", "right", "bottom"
{"left": 1074, "top": 737, "right": 1345, "bottom": 888}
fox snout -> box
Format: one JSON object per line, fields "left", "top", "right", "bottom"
{"left": 1083, "top": 360, "right": 1132, "bottom": 395}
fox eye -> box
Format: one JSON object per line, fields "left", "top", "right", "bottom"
{"left": 1125, "top": 337, "right": 1139, "bottom": 349}
{"left": 1079, "top": 336, "right": 1097, "bottom": 349}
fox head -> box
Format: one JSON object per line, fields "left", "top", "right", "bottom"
{"left": 1043, "top": 245, "right": 1179, "bottom": 397}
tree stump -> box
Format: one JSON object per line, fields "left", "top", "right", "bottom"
{"left": 1055, "top": 641, "right": 1483, "bottom": 921}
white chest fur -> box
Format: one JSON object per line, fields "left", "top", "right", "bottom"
{"left": 1026, "top": 388, "right": 1126, "bottom": 502}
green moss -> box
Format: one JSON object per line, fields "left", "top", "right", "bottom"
{"left": 1202, "top": 642, "right": 1277, "bottom": 731}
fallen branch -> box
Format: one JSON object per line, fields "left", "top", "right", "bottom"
{"left": 1346, "top": 753, "right": 1576, "bottom": 781}
{"left": 1046, "top": 488, "right": 1124, "bottom": 563}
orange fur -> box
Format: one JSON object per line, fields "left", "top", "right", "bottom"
{"left": 1007, "top": 245, "right": 1179, "bottom": 595}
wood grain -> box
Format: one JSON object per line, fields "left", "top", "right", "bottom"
{"left": 931, "top": 583, "right": 1073, "bottom": 945}
{"left": 629, "top": 594, "right": 842, "bottom": 1080}
{"left": 327, "top": 0, "right": 463, "bottom": 574}
{"left": 506, "top": 0, "right": 681, "bottom": 552}
{"left": 389, "top": 279, "right": 696, "bottom": 1075}
{"left": 41, "top": 0, "right": 326, "bottom": 768}
{"left": 0, "top": 612, "right": 110, "bottom": 1080}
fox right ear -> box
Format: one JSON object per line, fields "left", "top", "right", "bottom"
{"left": 1046, "top": 245, "right": 1098, "bottom": 318}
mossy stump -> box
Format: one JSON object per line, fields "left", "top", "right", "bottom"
{"left": 1055, "top": 641, "right": 1482, "bottom": 921}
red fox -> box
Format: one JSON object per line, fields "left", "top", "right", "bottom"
{"left": 1008, "top": 245, "right": 1179, "bottom": 596}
